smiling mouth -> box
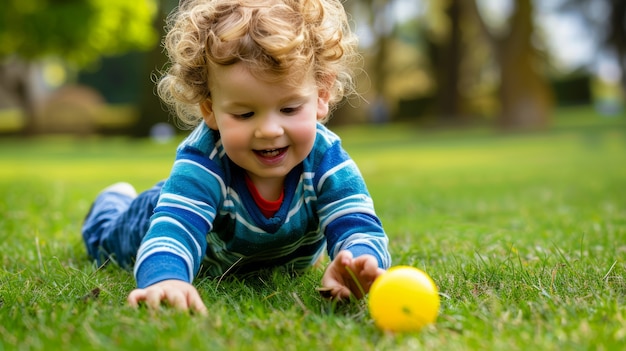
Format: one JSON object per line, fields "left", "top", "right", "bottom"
{"left": 254, "top": 147, "right": 288, "bottom": 158}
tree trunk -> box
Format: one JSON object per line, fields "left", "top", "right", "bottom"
{"left": 132, "top": 46, "right": 170, "bottom": 137}
{"left": 437, "top": 0, "right": 463, "bottom": 122}
{"left": 132, "top": 0, "right": 174, "bottom": 137}
{"left": 607, "top": 0, "right": 626, "bottom": 94}
{"left": 369, "top": 0, "right": 390, "bottom": 100}
{"left": 467, "top": 0, "right": 553, "bottom": 130}
{"left": 496, "top": 0, "right": 552, "bottom": 129}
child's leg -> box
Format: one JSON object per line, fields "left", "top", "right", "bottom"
{"left": 82, "top": 182, "right": 163, "bottom": 269}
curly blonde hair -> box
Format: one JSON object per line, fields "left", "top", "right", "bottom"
{"left": 157, "top": 0, "right": 360, "bottom": 128}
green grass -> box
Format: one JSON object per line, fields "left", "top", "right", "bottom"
{"left": 1, "top": 107, "right": 625, "bottom": 350}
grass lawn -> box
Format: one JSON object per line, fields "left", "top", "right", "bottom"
{"left": 1, "top": 107, "right": 625, "bottom": 350}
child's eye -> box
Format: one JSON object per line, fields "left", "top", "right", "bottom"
{"left": 281, "top": 106, "right": 301, "bottom": 115}
{"left": 236, "top": 112, "right": 254, "bottom": 119}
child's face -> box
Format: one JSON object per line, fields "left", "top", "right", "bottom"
{"left": 201, "top": 63, "right": 330, "bottom": 188}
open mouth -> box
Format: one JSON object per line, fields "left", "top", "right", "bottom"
{"left": 254, "top": 147, "right": 288, "bottom": 158}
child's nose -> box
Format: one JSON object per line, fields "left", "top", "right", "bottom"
{"left": 254, "top": 114, "right": 284, "bottom": 138}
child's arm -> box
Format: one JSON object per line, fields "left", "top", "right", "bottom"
{"left": 133, "top": 142, "right": 225, "bottom": 300}
{"left": 127, "top": 279, "right": 208, "bottom": 315}
{"left": 321, "top": 250, "right": 386, "bottom": 300}
{"left": 312, "top": 134, "right": 391, "bottom": 299}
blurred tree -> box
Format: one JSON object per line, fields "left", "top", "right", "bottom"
{"left": 340, "top": 0, "right": 392, "bottom": 123}
{"left": 364, "top": 0, "right": 391, "bottom": 99}
{"left": 342, "top": 0, "right": 432, "bottom": 124}
{"left": 439, "top": 0, "right": 462, "bottom": 121}
{"left": 606, "top": 0, "right": 625, "bottom": 91}
{"left": 132, "top": 0, "right": 179, "bottom": 137}
{"left": 467, "top": 0, "right": 554, "bottom": 130}
{"left": 426, "top": 0, "right": 464, "bottom": 122}
{"left": 0, "top": 0, "right": 158, "bottom": 134}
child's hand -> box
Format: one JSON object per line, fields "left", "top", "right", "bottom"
{"left": 127, "top": 279, "right": 208, "bottom": 315}
{"left": 321, "top": 250, "right": 386, "bottom": 300}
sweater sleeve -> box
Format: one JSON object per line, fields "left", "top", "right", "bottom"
{"left": 133, "top": 148, "right": 225, "bottom": 288}
{"left": 314, "top": 141, "right": 391, "bottom": 269}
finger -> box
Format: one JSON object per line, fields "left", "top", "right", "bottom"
{"left": 363, "top": 256, "right": 379, "bottom": 271}
{"left": 321, "top": 270, "right": 348, "bottom": 300}
{"left": 144, "top": 287, "right": 165, "bottom": 310}
{"left": 188, "top": 294, "right": 208, "bottom": 316}
{"left": 361, "top": 261, "right": 385, "bottom": 293}
{"left": 352, "top": 254, "right": 375, "bottom": 271}
{"left": 166, "top": 291, "right": 188, "bottom": 311}
{"left": 331, "top": 285, "right": 352, "bottom": 300}
{"left": 333, "top": 250, "right": 353, "bottom": 267}
{"left": 359, "top": 257, "right": 380, "bottom": 279}
{"left": 349, "top": 256, "right": 378, "bottom": 283}
{"left": 127, "top": 289, "right": 146, "bottom": 308}
{"left": 342, "top": 256, "right": 378, "bottom": 297}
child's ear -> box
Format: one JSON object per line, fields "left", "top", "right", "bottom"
{"left": 200, "top": 99, "right": 218, "bottom": 130}
{"left": 316, "top": 89, "right": 331, "bottom": 121}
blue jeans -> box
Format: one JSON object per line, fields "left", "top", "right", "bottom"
{"left": 81, "top": 182, "right": 163, "bottom": 268}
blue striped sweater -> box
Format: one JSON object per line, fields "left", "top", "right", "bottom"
{"left": 134, "top": 122, "right": 391, "bottom": 288}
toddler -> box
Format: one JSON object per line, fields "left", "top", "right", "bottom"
{"left": 82, "top": 0, "right": 391, "bottom": 314}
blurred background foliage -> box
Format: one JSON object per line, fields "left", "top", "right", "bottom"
{"left": 0, "top": 0, "right": 624, "bottom": 137}
{"left": 0, "top": 0, "right": 158, "bottom": 63}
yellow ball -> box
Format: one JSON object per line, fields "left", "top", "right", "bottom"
{"left": 368, "top": 266, "right": 440, "bottom": 332}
